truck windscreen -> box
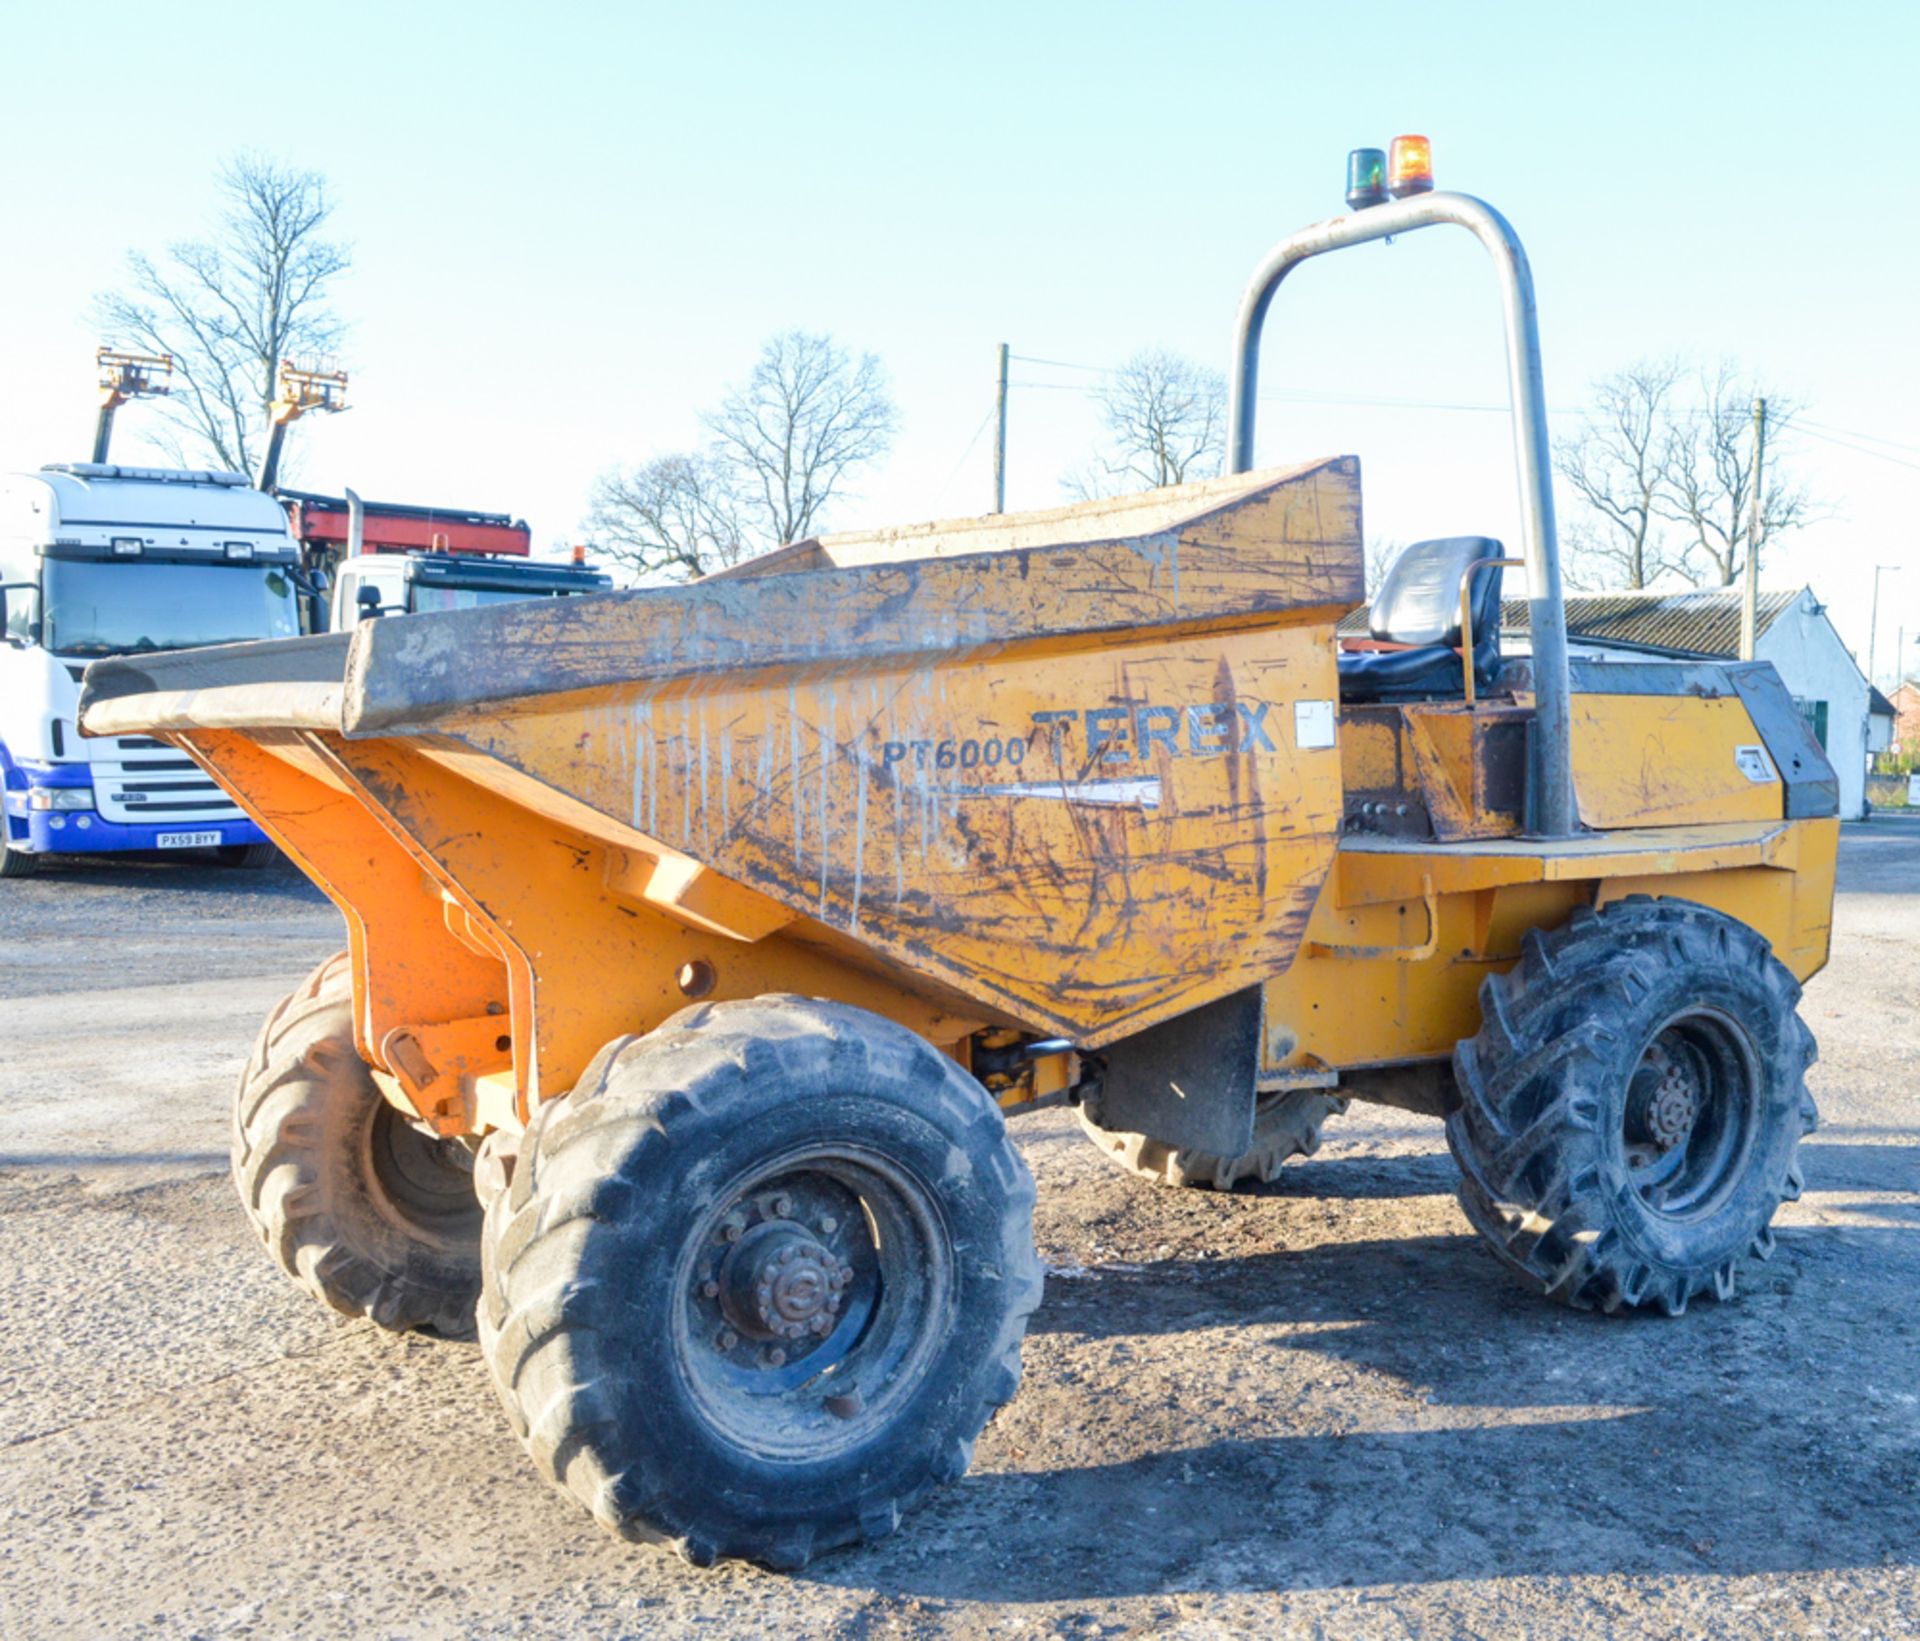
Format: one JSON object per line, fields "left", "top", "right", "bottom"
{"left": 42, "top": 559, "right": 300, "bottom": 656}
{"left": 409, "top": 584, "right": 576, "bottom": 613}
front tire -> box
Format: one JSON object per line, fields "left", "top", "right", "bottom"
{"left": 1448, "top": 898, "right": 1818, "bottom": 1316}
{"left": 0, "top": 832, "right": 38, "bottom": 878}
{"left": 478, "top": 995, "right": 1043, "bottom": 1569}
{"left": 233, "top": 952, "right": 483, "bottom": 1337}
{"left": 219, "top": 841, "right": 279, "bottom": 868}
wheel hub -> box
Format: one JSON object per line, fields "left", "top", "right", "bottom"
{"left": 714, "top": 1217, "right": 853, "bottom": 1345}
{"left": 1629, "top": 1044, "right": 1701, "bottom": 1155}
{"left": 1645, "top": 1061, "right": 1700, "bottom": 1151}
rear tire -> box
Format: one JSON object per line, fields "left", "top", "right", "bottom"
{"left": 219, "top": 842, "right": 279, "bottom": 868}
{"left": 478, "top": 995, "right": 1043, "bottom": 1569}
{"left": 1077, "top": 1087, "right": 1345, "bottom": 1190}
{"left": 233, "top": 952, "right": 483, "bottom": 1337}
{"left": 1448, "top": 898, "right": 1817, "bottom": 1316}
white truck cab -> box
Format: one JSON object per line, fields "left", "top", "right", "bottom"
{"left": 0, "top": 462, "right": 300, "bottom": 875}
{"left": 329, "top": 549, "right": 611, "bottom": 626}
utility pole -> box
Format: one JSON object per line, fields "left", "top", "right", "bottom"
{"left": 991, "top": 343, "right": 1009, "bottom": 515}
{"left": 1739, "top": 396, "right": 1765, "bottom": 661}
{"left": 1868, "top": 564, "right": 1900, "bottom": 691}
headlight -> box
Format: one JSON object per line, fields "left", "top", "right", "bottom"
{"left": 29, "top": 786, "right": 94, "bottom": 811}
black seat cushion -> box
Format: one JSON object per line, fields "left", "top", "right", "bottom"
{"left": 1338, "top": 536, "right": 1506, "bottom": 704}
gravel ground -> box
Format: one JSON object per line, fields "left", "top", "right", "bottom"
{"left": 1, "top": 821, "right": 1916, "bottom": 1640}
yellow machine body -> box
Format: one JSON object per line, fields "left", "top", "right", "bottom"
{"left": 77, "top": 457, "right": 1837, "bottom": 1138}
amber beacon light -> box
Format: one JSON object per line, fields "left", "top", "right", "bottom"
{"left": 1387, "top": 133, "right": 1434, "bottom": 197}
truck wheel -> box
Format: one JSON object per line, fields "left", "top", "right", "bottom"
{"left": 219, "top": 842, "right": 279, "bottom": 868}
{"left": 1448, "top": 898, "right": 1818, "bottom": 1316}
{"left": 1076, "top": 1088, "right": 1346, "bottom": 1189}
{"left": 0, "top": 832, "right": 37, "bottom": 878}
{"left": 478, "top": 995, "right": 1043, "bottom": 1569}
{"left": 233, "top": 952, "right": 483, "bottom": 1338}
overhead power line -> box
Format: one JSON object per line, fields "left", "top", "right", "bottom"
{"left": 1005, "top": 352, "right": 1920, "bottom": 479}
{"left": 1794, "top": 424, "right": 1920, "bottom": 473}
{"left": 1008, "top": 353, "right": 1110, "bottom": 374}
{"left": 1798, "top": 417, "right": 1920, "bottom": 455}
{"left": 929, "top": 404, "right": 998, "bottom": 512}
{"left": 1009, "top": 377, "right": 1920, "bottom": 463}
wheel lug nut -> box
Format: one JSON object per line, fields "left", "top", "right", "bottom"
{"left": 700, "top": 1279, "right": 719, "bottom": 1299}
{"left": 770, "top": 1193, "right": 793, "bottom": 1219}
{"left": 766, "top": 1347, "right": 787, "bottom": 1367}
{"left": 715, "top": 1329, "right": 738, "bottom": 1352}
{"left": 818, "top": 1215, "right": 838, "bottom": 1234}
{"left": 717, "top": 1210, "right": 747, "bottom": 1243}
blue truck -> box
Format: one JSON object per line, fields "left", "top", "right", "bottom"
{"left": 0, "top": 462, "right": 300, "bottom": 875}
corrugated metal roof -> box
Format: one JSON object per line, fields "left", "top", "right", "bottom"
{"left": 1500, "top": 588, "right": 1799, "bottom": 657}
{"left": 1338, "top": 585, "right": 1802, "bottom": 656}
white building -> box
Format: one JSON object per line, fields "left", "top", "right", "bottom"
{"left": 1499, "top": 587, "right": 1875, "bottom": 819}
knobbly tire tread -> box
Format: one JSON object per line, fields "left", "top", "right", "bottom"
{"left": 232, "top": 951, "right": 483, "bottom": 1338}
{"left": 477, "top": 995, "right": 1044, "bottom": 1569}
{"left": 1078, "top": 1089, "right": 1347, "bottom": 1190}
{"left": 1446, "top": 897, "right": 1818, "bottom": 1316}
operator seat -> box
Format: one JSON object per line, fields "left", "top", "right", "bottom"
{"left": 1337, "top": 536, "right": 1507, "bottom": 703}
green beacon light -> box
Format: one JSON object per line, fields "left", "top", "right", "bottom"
{"left": 1345, "top": 147, "right": 1388, "bottom": 212}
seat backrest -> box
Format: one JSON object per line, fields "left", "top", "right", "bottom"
{"left": 1369, "top": 536, "right": 1506, "bottom": 647}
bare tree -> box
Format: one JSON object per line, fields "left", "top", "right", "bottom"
{"left": 585, "top": 453, "right": 750, "bottom": 583}
{"left": 1068, "top": 349, "right": 1225, "bottom": 499}
{"left": 1554, "top": 358, "right": 1817, "bottom": 591}
{"left": 94, "top": 155, "right": 349, "bottom": 475}
{"left": 704, "top": 331, "right": 897, "bottom": 545}
{"left": 1654, "top": 362, "right": 1813, "bottom": 587}
{"left": 1553, "top": 359, "right": 1683, "bottom": 590}
{"left": 1364, "top": 537, "right": 1402, "bottom": 598}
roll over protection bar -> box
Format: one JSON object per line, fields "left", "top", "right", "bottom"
{"left": 1226, "top": 190, "right": 1577, "bottom": 838}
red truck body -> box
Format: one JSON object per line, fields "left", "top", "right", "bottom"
{"left": 281, "top": 490, "right": 531, "bottom": 557}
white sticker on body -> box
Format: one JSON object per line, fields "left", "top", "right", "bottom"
{"left": 1294, "top": 699, "right": 1336, "bottom": 750}
{"left": 1734, "top": 744, "right": 1777, "bottom": 784}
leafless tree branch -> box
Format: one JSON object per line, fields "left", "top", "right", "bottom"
{"left": 1652, "top": 362, "right": 1814, "bottom": 587}
{"left": 585, "top": 453, "right": 752, "bottom": 584}
{"left": 1552, "top": 359, "right": 1684, "bottom": 590}
{"left": 703, "top": 331, "right": 898, "bottom": 545}
{"left": 1364, "top": 537, "right": 1403, "bottom": 599}
{"left": 1555, "top": 358, "right": 1822, "bottom": 591}
{"left": 92, "top": 154, "right": 349, "bottom": 474}
{"left": 1065, "top": 349, "right": 1225, "bottom": 500}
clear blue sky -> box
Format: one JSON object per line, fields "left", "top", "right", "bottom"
{"left": 2, "top": 0, "right": 1915, "bottom": 680}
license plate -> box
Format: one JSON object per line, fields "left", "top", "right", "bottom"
{"left": 157, "top": 830, "right": 223, "bottom": 849}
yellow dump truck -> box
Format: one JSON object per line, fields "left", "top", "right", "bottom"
{"left": 78, "top": 148, "right": 1837, "bottom": 1569}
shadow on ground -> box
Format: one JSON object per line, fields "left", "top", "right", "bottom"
{"left": 806, "top": 1140, "right": 1920, "bottom": 1603}
{"left": 0, "top": 1152, "right": 228, "bottom": 1170}
{"left": 8, "top": 854, "right": 325, "bottom": 902}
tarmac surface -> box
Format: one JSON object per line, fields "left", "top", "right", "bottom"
{"left": 2, "top": 817, "right": 1917, "bottom": 1639}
